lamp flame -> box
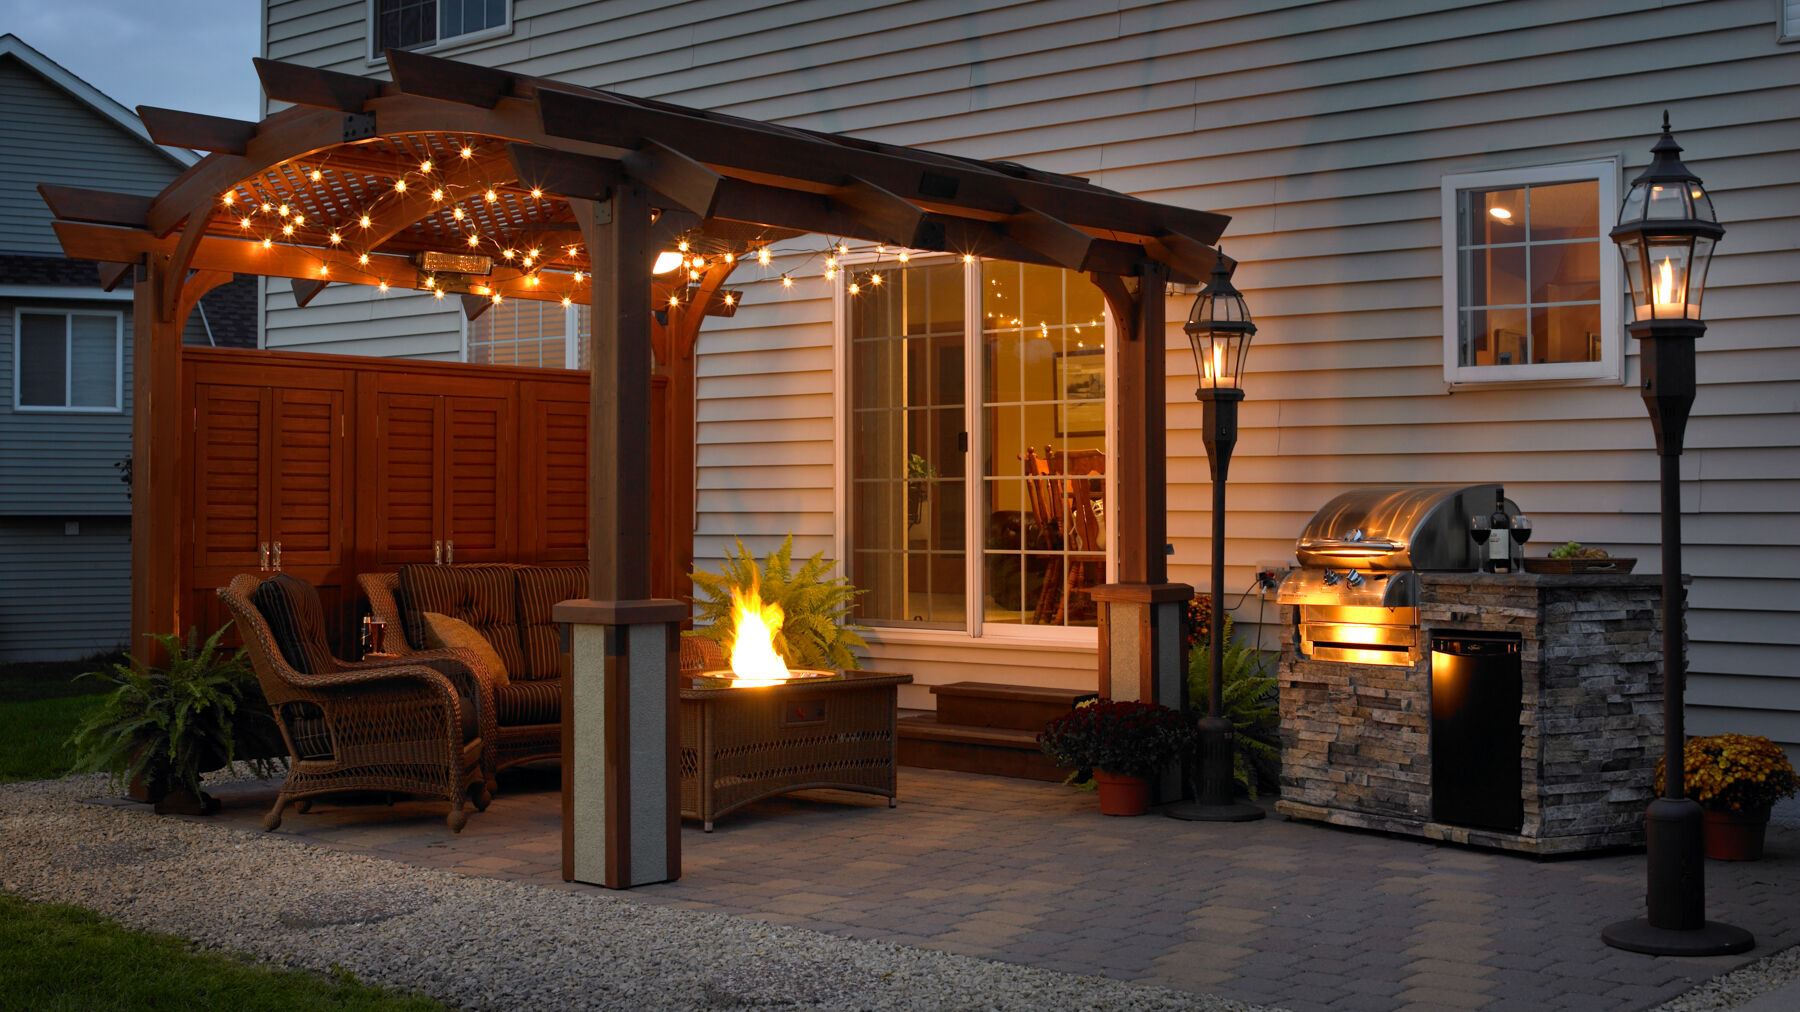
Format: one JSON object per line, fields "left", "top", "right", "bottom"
{"left": 728, "top": 585, "right": 791, "bottom": 686}
{"left": 1655, "top": 257, "right": 1678, "bottom": 307}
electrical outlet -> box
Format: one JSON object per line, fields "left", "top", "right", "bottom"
{"left": 1254, "top": 560, "right": 1293, "bottom": 591}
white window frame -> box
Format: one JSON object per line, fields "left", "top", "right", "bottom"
{"left": 832, "top": 251, "right": 1112, "bottom": 647}
{"left": 1440, "top": 159, "right": 1622, "bottom": 386}
{"left": 461, "top": 298, "right": 583, "bottom": 369}
{"left": 11, "top": 306, "right": 124, "bottom": 413}
{"left": 366, "top": 0, "right": 512, "bottom": 63}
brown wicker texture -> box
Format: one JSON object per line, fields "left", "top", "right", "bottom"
{"left": 359, "top": 570, "right": 562, "bottom": 772}
{"left": 677, "top": 673, "right": 910, "bottom": 831}
{"left": 678, "top": 634, "right": 728, "bottom": 673}
{"left": 221, "top": 575, "right": 492, "bottom": 832}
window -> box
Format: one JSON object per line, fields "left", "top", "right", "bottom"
{"left": 1441, "top": 160, "right": 1620, "bottom": 384}
{"left": 1783, "top": 0, "right": 1800, "bottom": 42}
{"left": 13, "top": 309, "right": 122, "bottom": 412}
{"left": 467, "top": 298, "right": 588, "bottom": 369}
{"left": 371, "top": 0, "right": 508, "bottom": 57}
{"left": 845, "top": 259, "right": 1108, "bottom": 633}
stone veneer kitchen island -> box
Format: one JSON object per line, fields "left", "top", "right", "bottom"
{"left": 1276, "top": 572, "right": 1666, "bottom": 854}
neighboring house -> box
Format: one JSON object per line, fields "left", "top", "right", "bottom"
{"left": 0, "top": 34, "right": 256, "bottom": 661}
{"left": 259, "top": 2, "right": 1800, "bottom": 754}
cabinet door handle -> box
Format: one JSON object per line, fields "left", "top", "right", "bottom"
{"left": 446, "top": 540, "right": 454, "bottom": 565}
{"left": 434, "top": 540, "right": 443, "bottom": 565}
{"left": 273, "top": 541, "right": 282, "bottom": 571}
{"left": 259, "top": 542, "right": 270, "bottom": 571}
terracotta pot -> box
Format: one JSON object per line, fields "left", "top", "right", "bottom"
{"left": 1703, "top": 807, "right": 1770, "bottom": 861}
{"left": 1093, "top": 769, "right": 1150, "bottom": 816}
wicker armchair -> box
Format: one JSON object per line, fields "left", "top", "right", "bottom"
{"left": 219, "top": 574, "right": 493, "bottom": 832}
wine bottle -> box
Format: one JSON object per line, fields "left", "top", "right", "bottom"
{"left": 1486, "top": 489, "right": 1513, "bottom": 573}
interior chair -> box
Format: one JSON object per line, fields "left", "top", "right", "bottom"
{"left": 219, "top": 573, "right": 494, "bottom": 832}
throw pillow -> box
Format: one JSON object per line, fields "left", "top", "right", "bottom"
{"left": 421, "top": 611, "right": 510, "bottom": 687}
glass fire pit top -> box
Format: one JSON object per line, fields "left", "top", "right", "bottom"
{"left": 686, "top": 668, "right": 842, "bottom": 690}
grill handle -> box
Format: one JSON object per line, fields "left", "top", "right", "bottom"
{"left": 1300, "top": 538, "right": 1405, "bottom": 556}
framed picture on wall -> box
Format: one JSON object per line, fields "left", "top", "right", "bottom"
{"left": 1055, "top": 348, "right": 1105, "bottom": 437}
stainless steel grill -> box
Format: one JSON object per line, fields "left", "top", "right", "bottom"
{"left": 1277, "top": 484, "right": 1519, "bottom": 665}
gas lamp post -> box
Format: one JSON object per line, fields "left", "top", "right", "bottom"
{"left": 1600, "top": 113, "right": 1752, "bottom": 957}
{"left": 1167, "top": 251, "right": 1264, "bottom": 823}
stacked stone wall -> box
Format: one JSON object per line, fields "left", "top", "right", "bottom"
{"left": 1277, "top": 572, "right": 1665, "bottom": 854}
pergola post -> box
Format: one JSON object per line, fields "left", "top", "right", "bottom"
{"left": 553, "top": 182, "right": 685, "bottom": 888}
{"left": 1089, "top": 261, "right": 1192, "bottom": 800}
{"left": 129, "top": 256, "right": 187, "bottom": 664}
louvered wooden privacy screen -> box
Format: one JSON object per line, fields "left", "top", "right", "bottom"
{"left": 181, "top": 347, "right": 667, "bottom": 653}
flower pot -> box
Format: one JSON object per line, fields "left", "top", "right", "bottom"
{"left": 1093, "top": 769, "right": 1150, "bottom": 816}
{"left": 1703, "top": 807, "right": 1770, "bottom": 861}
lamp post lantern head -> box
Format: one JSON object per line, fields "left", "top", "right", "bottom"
{"left": 1611, "top": 112, "right": 1724, "bottom": 332}
{"left": 1185, "top": 250, "right": 1256, "bottom": 396}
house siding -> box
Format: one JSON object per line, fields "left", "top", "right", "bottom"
{"left": 0, "top": 516, "right": 130, "bottom": 661}
{"left": 1, "top": 38, "right": 207, "bottom": 659}
{"left": 0, "top": 299, "right": 135, "bottom": 515}
{"left": 0, "top": 57, "right": 183, "bottom": 256}
{"left": 262, "top": 1, "right": 1800, "bottom": 735}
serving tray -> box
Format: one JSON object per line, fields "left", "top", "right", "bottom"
{"left": 1523, "top": 556, "right": 1637, "bottom": 574}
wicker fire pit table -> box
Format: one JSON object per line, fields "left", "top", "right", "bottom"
{"left": 679, "top": 670, "right": 912, "bottom": 831}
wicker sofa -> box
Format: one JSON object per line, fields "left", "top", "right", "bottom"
{"left": 360, "top": 563, "right": 584, "bottom": 774}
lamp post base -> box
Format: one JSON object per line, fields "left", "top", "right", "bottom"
{"left": 1164, "top": 798, "right": 1266, "bottom": 822}
{"left": 1600, "top": 918, "right": 1753, "bottom": 957}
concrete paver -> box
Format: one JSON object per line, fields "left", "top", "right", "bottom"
{"left": 190, "top": 765, "right": 1800, "bottom": 1012}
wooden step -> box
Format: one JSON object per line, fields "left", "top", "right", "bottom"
{"left": 897, "top": 714, "right": 1068, "bottom": 782}
{"left": 930, "top": 681, "right": 1092, "bottom": 731}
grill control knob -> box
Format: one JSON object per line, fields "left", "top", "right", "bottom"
{"left": 1323, "top": 568, "right": 1341, "bottom": 586}
{"left": 1345, "top": 569, "right": 1366, "bottom": 588}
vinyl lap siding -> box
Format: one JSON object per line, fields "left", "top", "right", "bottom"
{"left": 263, "top": 1, "right": 1800, "bottom": 732}
{"left": 0, "top": 58, "right": 184, "bottom": 255}
{"left": 0, "top": 303, "right": 135, "bottom": 515}
{"left": 0, "top": 516, "right": 130, "bottom": 660}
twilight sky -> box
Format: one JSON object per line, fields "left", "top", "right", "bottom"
{"left": 4, "top": 0, "right": 262, "bottom": 122}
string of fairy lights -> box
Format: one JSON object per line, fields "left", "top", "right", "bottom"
{"left": 216, "top": 139, "right": 992, "bottom": 315}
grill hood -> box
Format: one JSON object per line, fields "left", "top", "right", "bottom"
{"left": 1278, "top": 484, "right": 1519, "bottom": 609}
{"left": 1294, "top": 484, "right": 1512, "bottom": 572}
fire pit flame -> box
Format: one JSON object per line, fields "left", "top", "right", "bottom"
{"left": 727, "top": 585, "right": 791, "bottom": 686}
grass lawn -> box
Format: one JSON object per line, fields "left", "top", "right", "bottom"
{"left": 0, "top": 894, "right": 442, "bottom": 1011}
{"left": 0, "top": 653, "right": 119, "bottom": 784}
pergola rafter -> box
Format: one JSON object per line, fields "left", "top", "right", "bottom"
{"left": 39, "top": 48, "right": 1231, "bottom": 889}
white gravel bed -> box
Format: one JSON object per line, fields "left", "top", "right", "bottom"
{"left": 1, "top": 774, "right": 1269, "bottom": 1011}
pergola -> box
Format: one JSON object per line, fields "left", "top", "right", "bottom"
{"left": 42, "top": 50, "right": 1230, "bottom": 887}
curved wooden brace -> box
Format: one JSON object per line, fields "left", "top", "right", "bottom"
{"left": 176, "top": 270, "right": 235, "bottom": 328}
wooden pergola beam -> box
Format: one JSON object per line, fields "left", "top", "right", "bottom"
{"left": 387, "top": 48, "right": 524, "bottom": 109}
{"left": 53, "top": 220, "right": 592, "bottom": 304}
{"left": 254, "top": 56, "right": 390, "bottom": 113}
{"left": 138, "top": 106, "right": 258, "bottom": 156}
{"left": 532, "top": 84, "right": 1228, "bottom": 248}
{"left": 37, "top": 185, "right": 151, "bottom": 228}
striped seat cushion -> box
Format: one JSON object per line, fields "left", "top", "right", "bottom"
{"left": 515, "top": 566, "right": 586, "bottom": 681}
{"left": 399, "top": 564, "right": 526, "bottom": 678}
{"left": 494, "top": 679, "right": 560, "bottom": 726}
{"left": 251, "top": 573, "right": 334, "bottom": 675}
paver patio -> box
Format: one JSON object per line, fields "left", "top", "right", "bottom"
{"left": 181, "top": 766, "right": 1798, "bottom": 1012}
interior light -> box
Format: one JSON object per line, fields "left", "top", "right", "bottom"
{"left": 653, "top": 251, "right": 685, "bottom": 274}
{"left": 1489, "top": 207, "right": 1513, "bottom": 221}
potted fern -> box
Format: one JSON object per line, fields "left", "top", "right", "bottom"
{"left": 688, "top": 534, "right": 868, "bottom": 671}
{"left": 66, "top": 625, "right": 286, "bottom": 815}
